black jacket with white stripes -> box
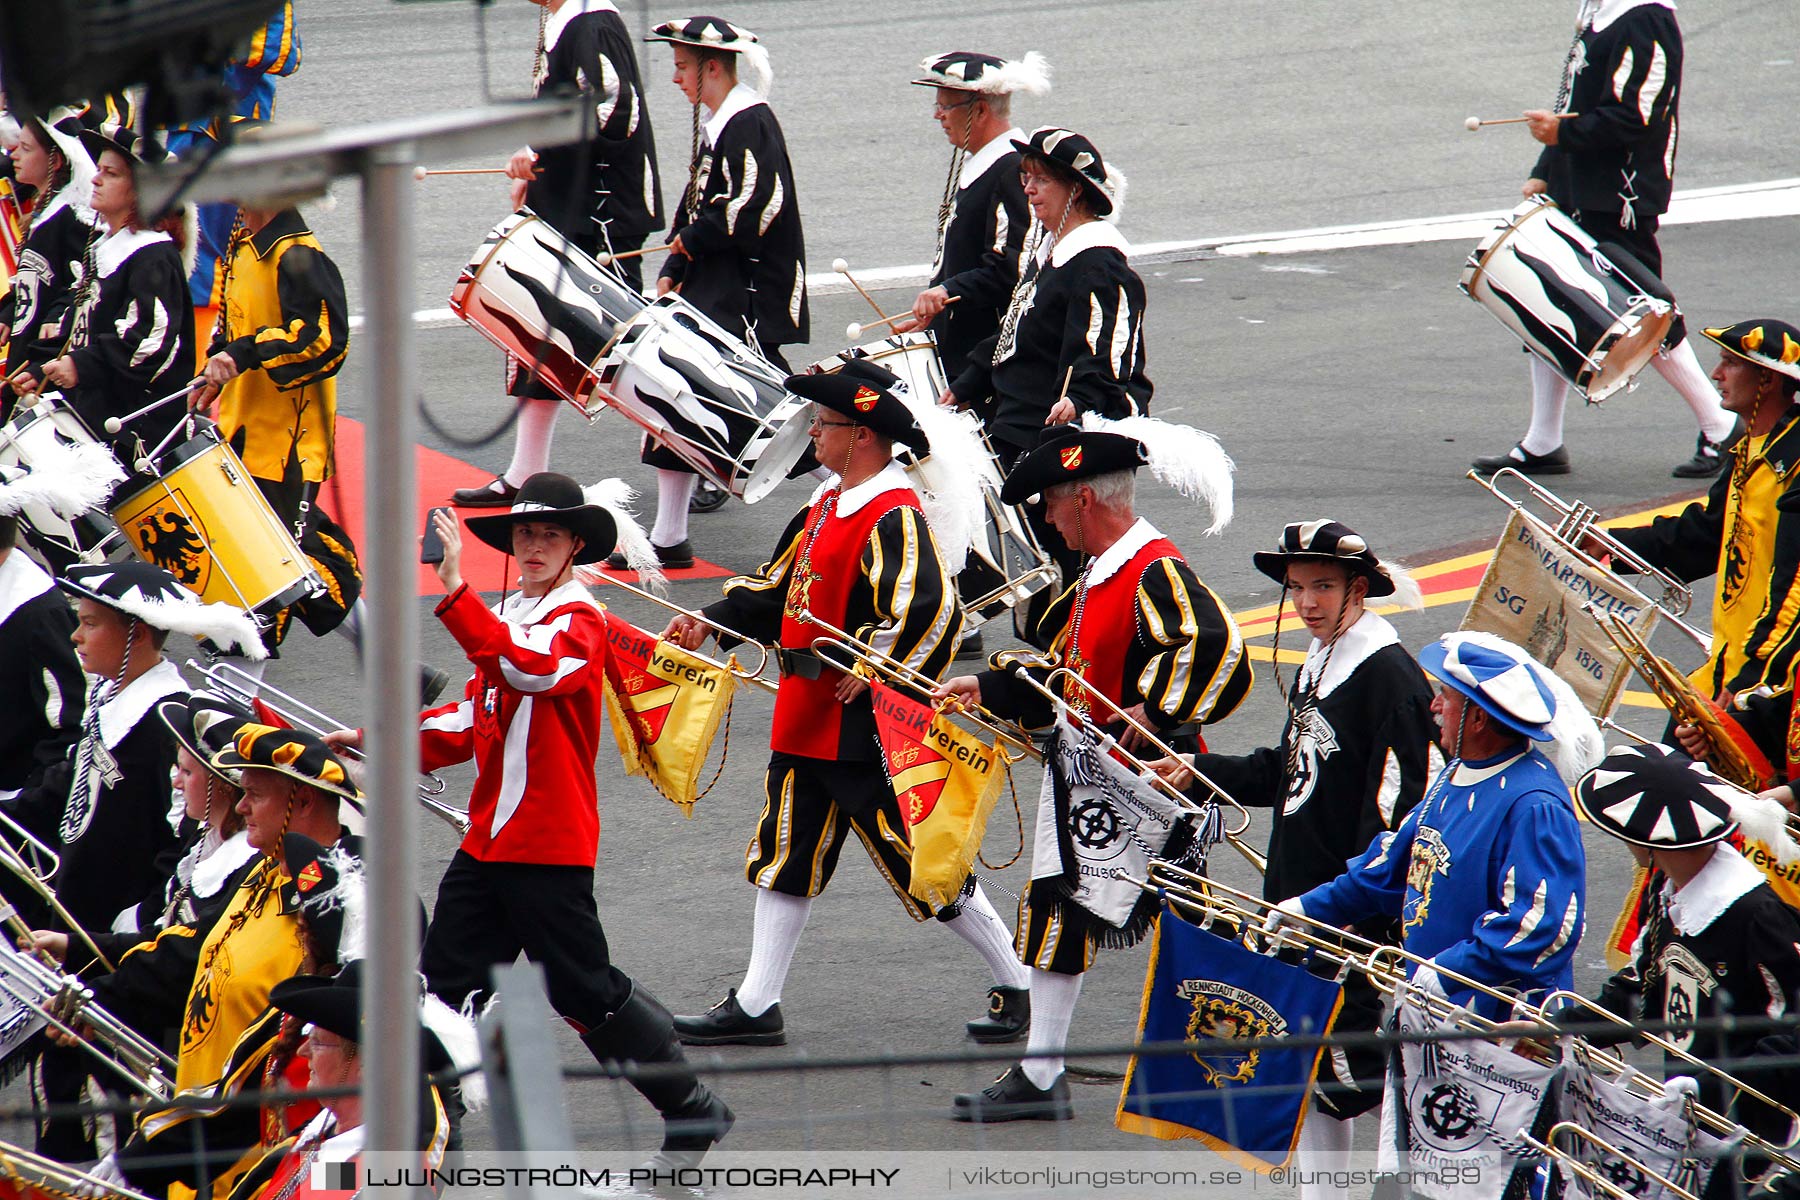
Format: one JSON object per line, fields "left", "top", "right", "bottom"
{"left": 929, "top": 140, "right": 1029, "bottom": 381}
{"left": 952, "top": 219, "right": 1150, "bottom": 452}
{"left": 1531, "top": 3, "right": 1682, "bottom": 222}
{"left": 660, "top": 89, "right": 809, "bottom": 348}
{"left": 527, "top": 4, "right": 663, "bottom": 254}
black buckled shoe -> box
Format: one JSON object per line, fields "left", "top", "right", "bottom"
{"left": 673, "top": 989, "right": 785, "bottom": 1047}
{"left": 953, "top": 630, "right": 986, "bottom": 661}
{"left": 965, "top": 985, "right": 1030, "bottom": 1044}
{"left": 689, "top": 480, "right": 730, "bottom": 513}
{"left": 1471, "top": 443, "right": 1570, "bottom": 477}
{"left": 605, "top": 539, "right": 696, "bottom": 572}
{"left": 1672, "top": 427, "right": 1741, "bottom": 479}
{"left": 952, "top": 1064, "right": 1073, "bottom": 1123}
{"left": 450, "top": 476, "right": 520, "bottom": 508}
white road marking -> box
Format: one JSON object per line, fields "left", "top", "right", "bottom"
{"left": 360, "top": 177, "right": 1800, "bottom": 331}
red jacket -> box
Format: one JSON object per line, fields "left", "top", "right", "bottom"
{"left": 420, "top": 581, "right": 607, "bottom": 866}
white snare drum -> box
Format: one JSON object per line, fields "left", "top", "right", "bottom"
{"left": 0, "top": 394, "right": 122, "bottom": 560}
{"left": 1460, "top": 196, "right": 1674, "bottom": 403}
{"left": 593, "top": 297, "right": 811, "bottom": 503}
{"left": 448, "top": 211, "right": 649, "bottom": 410}
{"left": 810, "top": 331, "right": 948, "bottom": 413}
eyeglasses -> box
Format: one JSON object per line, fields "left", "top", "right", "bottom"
{"left": 810, "top": 416, "right": 858, "bottom": 430}
{"left": 933, "top": 97, "right": 979, "bottom": 115}
{"left": 1019, "top": 169, "right": 1062, "bottom": 189}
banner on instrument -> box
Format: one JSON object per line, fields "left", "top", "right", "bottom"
{"left": 1460, "top": 509, "right": 1659, "bottom": 718}
{"left": 0, "top": 947, "right": 53, "bottom": 1085}
{"left": 1387, "top": 991, "right": 1558, "bottom": 1200}
{"left": 600, "top": 611, "right": 736, "bottom": 816}
{"left": 1555, "top": 1042, "right": 1742, "bottom": 1200}
{"left": 868, "top": 682, "right": 1007, "bottom": 910}
{"left": 1116, "top": 903, "right": 1343, "bottom": 1172}
{"left": 1034, "top": 710, "right": 1190, "bottom": 937}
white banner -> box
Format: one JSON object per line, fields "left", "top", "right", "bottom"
{"left": 0, "top": 943, "right": 53, "bottom": 1071}
{"left": 1558, "top": 1046, "right": 1742, "bottom": 1200}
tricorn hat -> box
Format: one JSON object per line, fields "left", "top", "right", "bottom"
{"left": 786, "top": 367, "right": 930, "bottom": 452}
{"left": 998, "top": 424, "right": 1145, "bottom": 506}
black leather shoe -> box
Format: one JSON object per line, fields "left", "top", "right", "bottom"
{"left": 952, "top": 1064, "right": 1073, "bottom": 1122}
{"left": 954, "top": 630, "right": 986, "bottom": 661}
{"left": 1671, "top": 427, "right": 1741, "bottom": 479}
{"left": 1470, "top": 443, "right": 1570, "bottom": 476}
{"left": 450, "top": 476, "right": 519, "bottom": 507}
{"left": 673, "top": 989, "right": 785, "bottom": 1046}
{"left": 605, "top": 539, "right": 696, "bottom": 571}
{"left": 689, "top": 480, "right": 730, "bottom": 513}
{"left": 965, "top": 985, "right": 1030, "bottom": 1044}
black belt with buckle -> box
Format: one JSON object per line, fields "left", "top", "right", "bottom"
{"left": 776, "top": 647, "right": 827, "bottom": 680}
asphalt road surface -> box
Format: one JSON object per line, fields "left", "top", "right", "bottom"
{"left": 9, "top": 0, "right": 1800, "bottom": 1191}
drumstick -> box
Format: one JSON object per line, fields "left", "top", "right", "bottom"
{"left": 831, "top": 258, "right": 892, "bottom": 321}
{"left": 102, "top": 379, "right": 203, "bottom": 434}
{"left": 1464, "top": 113, "right": 1577, "bottom": 131}
{"left": 846, "top": 297, "right": 959, "bottom": 340}
{"left": 596, "top": 244, "right": 674, "bottom": 265}
{"left": 411, "top": 166, "right": 509, "bottom": 179}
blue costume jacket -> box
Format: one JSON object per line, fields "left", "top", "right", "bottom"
{"left": 1299, "top": 745, "right": 1586, "bottom": 1018}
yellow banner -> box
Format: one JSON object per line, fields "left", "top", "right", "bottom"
{"left": 1461, "top": 509, "right": 1661, "bottom": 718}
{"left": 600, "top": 612, "right": 736, "bottom": 816}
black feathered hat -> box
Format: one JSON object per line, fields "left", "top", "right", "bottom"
{"left": 911, "top": 51, "right": 1051, "bottom": 96}
{"left": 211, "top": 722, "right": 363, "bottom": 807}
{"left": 463, "top": 472, "right": 618, "bottom": 565}
{"left": 1011, "top": 126, "right": 1126, "bottom": 217}
{"left": 1251, "top": 520, "right": 1419, "bottom": 603}
{"left": 998, "top": 424, "right": 1146, "bottom": 505}
{"left": 1702, "top": 319, "right": 1800, "bottom": 382}
{"left": 785, "top": 369, "right": 930, "bottom": 452}
{"left": 646, "top": 15, "right": 758, "bottom": 51}
{"left": 267, "top": 961, "right": 453, "bottom": 1072}
{"left": 156, "top": 693, "right": 254, "bottom": 787}
{"left": 1575, "top": 744, "right": 1743, "bottom": 849}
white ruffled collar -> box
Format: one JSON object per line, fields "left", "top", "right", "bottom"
{"left": 93, "top": 227, "right": 170, "bottom": 279}
{"left": 191, "top": 829, "right": 256, "bottom": 899}
{"left": 543, "top": 0, "right": 617, "bottom": 51}
{"left": 1048, "top": 218, "right": 1129, "bottom": 268}
{"left": 34, "top": 184, "right": 93, "bottom": 231}
{"left": 0, "top": 552, "right": 55, "bottom": 627}
{"left": 1296, "top": 610, "right": 1401, "bottom": 700}
{"left": 1664, "top": 842, "right": 1764, "bottom": 936}
{"left": 960, "top": 126, "right": 1026, "bottom": 190}
{"left": 703, "top": 83, "right": 763, "bottom": 145}
{"left": 95, "top": 659, "right": 186, "bottom": 751}
{"left": 1084, "top": 518, "right": 1162, "bottom": 588}
{"left": 497, "top": 579, "right": 597, "bottom": 626}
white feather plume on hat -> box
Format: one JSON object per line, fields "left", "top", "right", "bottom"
{"left": 1452, "top": 630, "right": 1604, "bottom": 783}
{"left": 1079, "top": 411, "right": 1232, "bottom": 534}
{"left": 897, "top": 404, "right": 988, "bottom": 576}
{"left": 739, "top": 41, "right": 773, "bottom": 98}
{"left": 578, "top": 478, "right": 666, "bottom": 593}
{"left": 137, "top": 596, "right": 270, "bottom": 660}
{"left": 0, "top": 439, "right": 126, "bottom": 519}
{"left": 1728, "top": 788, "right": 1800, "bottom": 866}
{"left": 1100, "top": 163, "right": 1128, "bottom": 220}
{"left": 989, "top": 51, "right": 1052, "bottom": 97}
{"left": 421, "top": 991, "right": 487, "bottom": 1112}
{"left": 1379, "top": 562, "right": 1424, "bottom": 612}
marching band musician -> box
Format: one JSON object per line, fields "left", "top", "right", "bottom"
{"left": 1268, "top": 633, "right": 1597, "bottom": 1017}
{"left": 1597, "top": 319, "right": 1800, "bottom": 706}
{"left": 1471, "top": 0, "right": 1736, "bottom": 481}
{"left": 939, "top": 127, "right": 1148, "bottom": 644}
{"left": 0, "top": 109, "right": 94, "bottom": 420}
{"left": 7, "top": 127, "right": 195, "bottom": 460}
{"left": 189, "top": 193, "right": 365, "bottom": 668}
{"left": 900, "top": 50, "right": 1043, "bottom": 381}
{"left": 454, "top": 0, "right": 663, "bottom": 513}
{"left": 341, "top": 473, "right": 733, "bottom": 1169}
{"left": 611, "top": 15, "right": 807, "bottom": 571}
{"left": 1155, "top": 521, "right": 1436, "bottom": 1194}
{"left": 1561, "top": 746, "right": 1800, "bottom": 1177}
{"left": 938, "top": 419, "right": 1250, "bottom": 1122}
{"left": 662, "top": 369, "right": 1030, "bottom": 1050}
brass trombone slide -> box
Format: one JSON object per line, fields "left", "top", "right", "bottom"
{"left": 0, "top": 829, "right": 115, "bottom": 973}
{"left": 1470, "top": 466, "right": 1710, "bottom": 650}
{"left": 0, "top": 1138, "right": 160, "bottom": 1200}
{"left": 195, "top": 661, "right": 473, "bottom": 836}
{"left": 1519, "top": 1122, "right": 1698, "bottom": 1200}
{"left": 795, "top": 609, "right": 1041, "bottom": 763}
{"left": 586, "top": 573, "right": 779, "bottom": 694}
{"left": 0, "top": 947, "right": 175, "bottom": 1098}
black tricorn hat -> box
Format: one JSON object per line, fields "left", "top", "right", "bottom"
{"left": 786, "top": 368, "right": 930, "bottom": 452}
{"left": 1574, "top": 744, "right": 1741, "bottom": 850}
{"left": 1252, "top": 520, "right": 1398, "bottom": 599}
{"left": 998, "top": 424, "right": 1147, "bottom": 505}
{"left": 463, "top": 472, "right": 618, "bottom": 565}
{"left": 267, "top": 961, "right": 453, "bottom": 1072}
{"left": 1702, "top": 319, "right": 1800, "bottom": 382}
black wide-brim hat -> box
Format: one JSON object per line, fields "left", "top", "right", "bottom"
{"left": 157, "top": 693, "right": 255, "bottom": 787}
{"left": 999, "top": 424, "right": 1147, "bottom": 505}
{"left": 463, "top": 472, "right": 618, "bottom": 565}
{"left": 1252, "top": 520, "right": 1397, "bottom": 598}
{"left": 268, "top": 961, "right": 453, "bottom": 1072}
{"left": 78, "top": 125, "right": 173, "bottom": 172}
{"left": 646, "top": 15, "right": 758, "bottom": 51}
{"left": 1702, "top": 319, "right": 1800, "bottom": 382}
{"left": 1011, "top": 126, "right": 1123, "bottom": 217}
{"left": 1575, "top": 744, "right": 1742, "bottom": 850}
{"left": 211, "top": 722, "right": 363, "bottom": 807}
{"left": 58, "top": 561, "right": 267, "bottom": 657}
{"left": 786, "top": 367, "right": 930, "bottom": 452}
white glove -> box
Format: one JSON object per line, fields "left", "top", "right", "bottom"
{"left": 1410, "top": 961, "right": 1447, "bottom": 997}
{"left": 1259, "top": 896, "right": 1308, "bottom": 945}
{"left": 76, "top": 1153, "right": 126, "bottom": 1199}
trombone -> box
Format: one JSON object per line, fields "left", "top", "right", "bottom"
{"left": 1518, "top": 1122, "right": 1698, "bottom": 1200}
{"left": 0, "top": 945, "right": 176, "bottom": 1098}
{"left": 1586, "top": 608, "right": 1775, "bottom": 791}
{"left": 583, "top": 571, "right": 779, "bottom": 694}
{"left": 194, "top": 661, "right": 473, "bottom": 837}
{"left": 1470, "top": 467, "right": 1711, "bottom": 649}
{"left": 795, "top": 609, "right": 1040, "bottom": 764}
{"left": 0, "top": 1138, "right": 159, "bottom": 1200}
{"left": 0, "top": 814, "right": 116, "bottom": 973}
{"left": 1009, "top": 665, "right": 1267, "bottom": 874}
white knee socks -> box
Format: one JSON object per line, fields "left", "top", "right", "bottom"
{"left": 1655, "top": 337, "right": 1735, "bottom": 441}
{"left": 1297, "top": 1113, "right": 1356, "bottom": 1200}
{"left": 652, "top": 470, "right": 697, "bottom": 548}
{"left": 736, "top": 889, "right": 813, "bottom": 1017}
{"left": 503, "top": 399, "right": 560, "bottom": 487}
{"left": 1020, "top": 968, "right": 1083, "bottom": 1090}
{"left": 1521, "top": 358, "right": 1570, "bottom": 456}
{"left": 940, "top": 885, "right": 1029, "bottom": 989}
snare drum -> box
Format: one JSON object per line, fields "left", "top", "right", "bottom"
{"left": 1460, "top": 196, "right": 1674, "bottom": 403}
{"left": 0, "top": 394, "right": 122, "bottom": 561}
{"left": 448, "top": 211, "right": 649, "bottom": 410}
{"left": 593, "top": 297, "right": 812, "bottom": 502}
{"left": 109, "top": 429, "right": 322, "bottom": 615}
{"left": 810, "top": 331, "right": 948, "bottom": 412}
